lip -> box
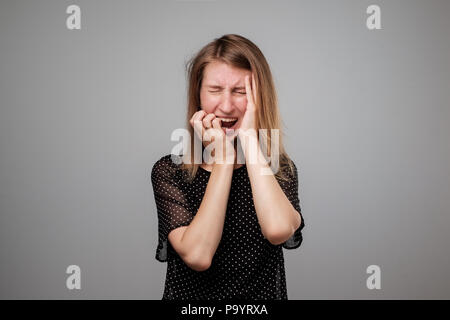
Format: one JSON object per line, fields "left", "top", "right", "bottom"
{"left": 216, "top": 116, "right": 238, "bottom": 120}
{"left": 215, "top": 115, "right": 236, "bottom": 126}
{"left": 220, "top": 118, "right": 239, "bottom": 135}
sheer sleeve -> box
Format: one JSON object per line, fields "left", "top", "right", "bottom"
{"left": 151, "top": 155, "right": 194, "bottom": 262}
{"left": 276, "top": 160, "right": 306, "bottom": 250}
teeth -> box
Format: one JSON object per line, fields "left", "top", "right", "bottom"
{"left": 218, "top": 118, "right": 237, "bottom": 122}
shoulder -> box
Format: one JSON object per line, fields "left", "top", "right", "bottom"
{"left": 151, "top": 154, "right": 183, "bottom": 182}
{"left": 277, "top": 157, "right": 298, "bottom": 179}
{"left": 152, "top": 154, "right": 181, "bottom": 170}
{"left": 274, "top": 157, "right": 299, "bottom": 188}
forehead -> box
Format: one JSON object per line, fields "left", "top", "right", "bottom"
{"left": 202, "top": 61, "right": 250, "bottom": 86}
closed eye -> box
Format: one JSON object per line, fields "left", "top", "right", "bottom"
{"left": 208, "top": 90, "right": 246, "bottom": 94}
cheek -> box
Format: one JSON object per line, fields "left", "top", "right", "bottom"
{"left": 199, "top": 92, "right": 215, "bottom": 112}
{"left": 203, "top": 95, "right": 218, "bottom": 104}
{"left": 236, "top": 98, "right": 248, "bottom": 113}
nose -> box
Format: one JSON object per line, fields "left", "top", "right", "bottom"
{"left": 218, "top": 91, "right": 234, "bottom": 113}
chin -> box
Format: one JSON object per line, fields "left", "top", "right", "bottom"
{"left": 221, "top": 121, "right": 240, "bottom": 137}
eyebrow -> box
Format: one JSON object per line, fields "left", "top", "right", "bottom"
{"left": 205, "top": 85, "right": 246, "bottom": 90}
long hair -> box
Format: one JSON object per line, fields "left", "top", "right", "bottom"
{"left": 181, "top": 34, "right": 295, "bottom": 182}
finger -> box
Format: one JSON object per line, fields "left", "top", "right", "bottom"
{"left": 193, "top": 110, "right": 207, "bottom": 122}
{"left": 192, "top": 110, "right": 206, "bottom": 129}
{"left": 189, "top": 112, "right": 196, "bottom": 126}
{"left": 252, "top": 73, "right": 257, "bottom": 104}
{"left": 190, "top": 110, "right": 204, "bottom": 125}
{"left": 203, "top": 113, "right": 216, "bottom": 129}
{"left": 211, "top": 117, "right": 222, "bottom": 130}
{"left": 192, "top": 111, "right": 206, "bottom": 137}
{"left": 208, "top": 118, "right": 222, "bottom": 145}
{"left": 245, "top": 75, "right": 255, "bottom": 108}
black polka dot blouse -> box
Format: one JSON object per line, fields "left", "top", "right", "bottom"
{"left": 151, "top": 154, "right": 305, "bottom": 300}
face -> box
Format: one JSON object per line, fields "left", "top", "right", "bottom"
{"left": 199, "top": 61, "right": 252, "bottom": 131}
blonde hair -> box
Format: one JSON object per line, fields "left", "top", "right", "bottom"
{"left": 181, "top": 34, "right": 295, "bottom": 182}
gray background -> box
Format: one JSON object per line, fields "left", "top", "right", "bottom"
{"left": 1, "top": 0, "right": 449, "bottom": 299}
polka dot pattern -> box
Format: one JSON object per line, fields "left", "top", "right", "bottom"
{"left": 151, "top": 154, "right": 305, "bottom": 300}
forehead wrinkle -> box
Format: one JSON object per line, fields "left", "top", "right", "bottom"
{"left": 206, "top": 84, "right": 246, "bottom": 90}
{"left": 203, "top": 62, "right": 248, "bottom": 88}
{"left": 204, "top": 78, "right": 245, "bottom": 89}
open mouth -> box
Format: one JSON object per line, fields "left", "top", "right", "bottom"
{"left": 218, "top": 117, "right": 238, "bottom": 128}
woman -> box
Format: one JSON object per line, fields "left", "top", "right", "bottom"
{"left": 151, "top": 34, "right": 305, "bottom": 300}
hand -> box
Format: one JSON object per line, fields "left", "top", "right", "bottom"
{"left": 238, "top": 73, "right": 259, "bottom": 159}
{"left": 239, "top": 73, "right": 258, "bottom": 134}
{"left": 189, "top": 110, "right": 236, "bottom": 164}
